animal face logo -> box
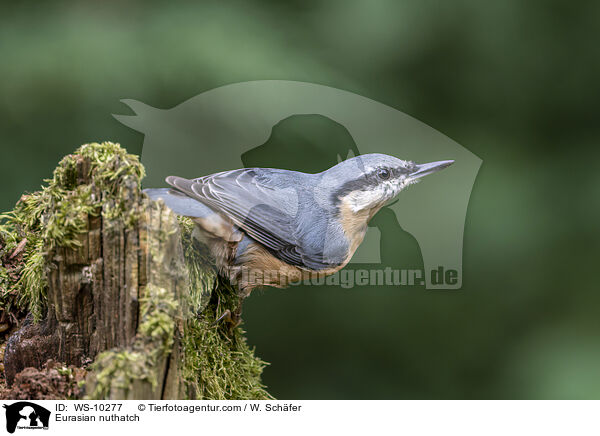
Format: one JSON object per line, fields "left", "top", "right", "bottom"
{"left": 3, "top": 402, "right": 50, "bottom": 433}
{"left": 116, "top": 80, "right": 481, "bottom": 289}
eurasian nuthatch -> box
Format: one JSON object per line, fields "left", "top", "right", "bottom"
{"left": 145, "top": 154, "right": 453, "bottom": 296}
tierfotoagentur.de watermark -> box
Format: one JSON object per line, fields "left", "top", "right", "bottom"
{"left": 237, "top": 266, "right": 459, "bottom": 289}
{"left": 116, "top": 80, "right": 481, "bottom": 291}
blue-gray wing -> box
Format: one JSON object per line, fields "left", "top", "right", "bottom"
{"left": 166, "top": 169, "right": 337, "bottom": 270}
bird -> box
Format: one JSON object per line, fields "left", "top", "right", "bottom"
{"left": 144, "top": 154, "right": 453, "bottom": 302}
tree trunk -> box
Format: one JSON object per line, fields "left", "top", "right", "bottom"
{"left": 0, "top": 142, "right": 271, "bottom": 400}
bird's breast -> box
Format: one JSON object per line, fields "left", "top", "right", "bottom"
{"left": 338, "top": 198, "right": 369, "bottom": 259}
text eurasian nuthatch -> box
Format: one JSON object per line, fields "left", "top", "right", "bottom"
{"left": 145, "top": 154, "right": 453, "bottom": 296}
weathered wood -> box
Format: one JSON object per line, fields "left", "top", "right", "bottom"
{"left": 3, "top": 152, "right": 184, "bottom": 397}
{"left": 1, "top": 142, "right": 271, "bottom": 400}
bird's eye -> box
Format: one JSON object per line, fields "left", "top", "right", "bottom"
{"left": 377, "top": 168, "right": 391, "bottom": 180}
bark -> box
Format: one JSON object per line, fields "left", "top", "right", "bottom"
{"left": 0, "top": 143, "right": 270, "bottom": 400}
{"left": 3, "top": 154, "right": 185, "bottom": 398}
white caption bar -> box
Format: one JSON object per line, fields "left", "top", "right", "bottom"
{"left": 0, "top": 400, "right": 596, "bottom": 436}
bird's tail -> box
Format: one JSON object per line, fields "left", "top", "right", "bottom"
{"left": 143, "top": 188, "right": 214, "bottom": 218}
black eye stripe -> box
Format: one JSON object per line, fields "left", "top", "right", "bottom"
{"left": 330, "top": 164, "right": 412, "bottom": 205}
{"left": 393, "top": 165, "right": 412, "bottom": 177}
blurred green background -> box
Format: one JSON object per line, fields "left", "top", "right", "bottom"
{"left": 1, "top": 0, "right": 599, "bottom": 399}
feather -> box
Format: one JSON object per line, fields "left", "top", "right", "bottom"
{"left": 166, "top": 169, "right": 344, "bottom": 270}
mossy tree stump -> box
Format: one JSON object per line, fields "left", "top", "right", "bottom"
{"left": 0, "top": 143, "right": 271, "bottom": 400}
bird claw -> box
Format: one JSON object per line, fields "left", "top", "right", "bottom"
{"left": 213, "top": 309, "right": 242, "bottom": 329}
{"left": 214, "top": 309, "right": 232, "bottom": 325}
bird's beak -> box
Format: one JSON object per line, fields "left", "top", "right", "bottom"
{"left": 410, "top": 160, "right": 454, "bottom": 179}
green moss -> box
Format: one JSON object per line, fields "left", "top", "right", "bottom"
{"left": 0, "top": 194, "right": 48, "bottom": 319}
{"left": 1, "top": 141, "right": 272, "bottom": 400}
{"left": 15, "top": 238, "right": 47, "bottom": 321}
{"left": 138, "top": 284, "right": 179, "bottom": 355}
{"left": 89, "top": 283, "right": 179, "bottom": 399}
{"left": 179, "top": 242, "right": 272, "bottom": 400}
{"left": 89, "top": 212, "right": 273, "bottom": 400}
{"left": 178, "top": 216, "right": 216, "bottom": 313}
{"left": 90, "top": 350, "right": 153, "bottom": 399}
{"left": 0, "top": 142, "right": 144, "bottom": 321}
{"left": 182, "top": 319, "right": 272, "bottom": 399}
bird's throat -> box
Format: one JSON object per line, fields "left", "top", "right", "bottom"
{"left": 339, "top": 199, "right": 370, "bottom": 256}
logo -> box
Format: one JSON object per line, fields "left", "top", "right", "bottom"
{"left": 2, "top": 402, "right": 50, "bottom": 433}
{"left": 116, "top": 80, "right": 481, "bottom": 289}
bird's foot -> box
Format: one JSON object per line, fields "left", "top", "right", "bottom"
{"left": 213, "top": 309, "right": 242, "bottom": 330}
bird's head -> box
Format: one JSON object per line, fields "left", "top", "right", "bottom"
{"left": 328, "top": 153, "right": 454, "bottom": 219}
